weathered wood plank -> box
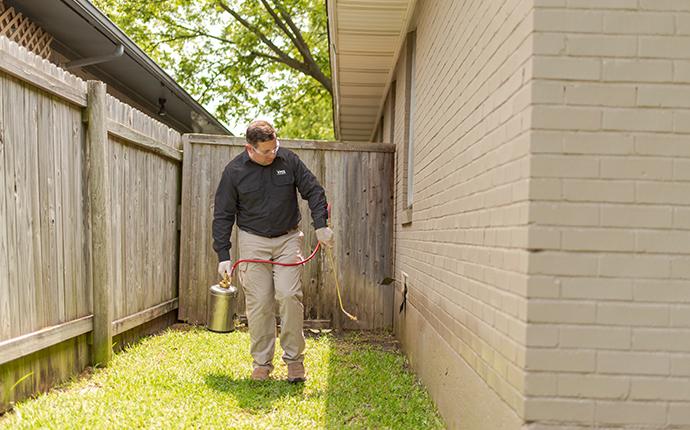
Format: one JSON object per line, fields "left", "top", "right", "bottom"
{"left": 354, "top": 151, "right": 368, "bottom": 329}
{"left": 36, "top": 86, "right": 56, "bottom": 329}
{"left": 59, "top": 100, "right": 77, "bottom": 323}
{"left": 368, "top": 152, "right": 380, "bottom": 330}
{"left": 134, "top": 149, "right": 143, "bottom": 315}
{"left": 71, "top": 106, "right": 88, "bottom": 319}
{"left": 0, "top": 51, "right": 184, "bottom": 410}
{"left": 322, "top": 151, "right": 337, "bottom": 325}
{"left": 140, "top": 151, "right": 150, "bottom": 311}
{"left": 112, "top": 311, "right": 177, "bottom": 354}
{"left": 107, "top": 120, "right": 182, "bottom": 162}
{"left": 168, "top": 159, "right": 179, "bottom": 302}
{"left": 112, "top": 298, "right": 178, "bottom": 336}
{"left": 109, "top": 133, "right": 122, "bottom": 320}
{"left": 52, "top": 95, "right": 66, "bottom": 325}
{"left": 0, "top": 74, "right": 10, "bottom": 341}
{"left": 0, "top": 315, "right": 92, "bottom": 366}
{"left": 381, "top": 152, "right": 395, "bottom": 328}
{"left": 0, "top": 37, "right": 87, "bottom": 107}
{"left": 12, "top": 70, "right": 33, "bottom": 335}
{"left": 4, "top": 74, "right": 20, "bottom": 338}
{"left": 1, "top": 333, "right": 90, "bottom": 413}
{"left": 187, "top": 134, "right": 395, "bottom": 153}
{"left": 178, "top": 137, "right": 193, "bottom": 321}
{"left": 86, "top": 81, "right": 113, "bottom": 367}
{"left": 25, "top": 80, "right": 42, "bottom": 332}
{"left": 150, "top": 155, "right": 160, "bottom": 307}
{"left": 195, "top": 144, "right": 212, "bottom": 324}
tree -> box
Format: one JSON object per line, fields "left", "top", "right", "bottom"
{"left": 93, "top": 0, "right": 334, "bottom": 140}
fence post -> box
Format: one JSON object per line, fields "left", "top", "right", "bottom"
{"left": 86, "top": 81, "right": 113, "bottom": 366}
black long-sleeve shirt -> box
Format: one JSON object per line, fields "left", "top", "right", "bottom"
{"left": 212, "top": 148, "right": 328, "bottom": 262}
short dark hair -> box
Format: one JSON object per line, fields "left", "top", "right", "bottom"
{"left": 246, "top": 120, "right": 276, "bottom": 146}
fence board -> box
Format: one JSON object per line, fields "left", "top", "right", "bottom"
{"left": 1, "top": 37, "right": 184, "bottom": 410}
{"left": 36, "top": 89, "right": 55, "bottom": 328}
{"left": 52, "top": 96, "right": 66, "bottom": 325}
{"left": 0, "top": 334, "right": 90, "bottom": 414}
{"left": 4, "top": 75, "right": 21, "bottom": 337}
{"left": 105, "top": 96, "right": 181, "bottom": 323}
{"left": 0, "top": 74, "right": 9, "bottom": 340}
{"left": 0, "top": 37, "right": 86, "bottom": 107}
{"left": 0, "top": 69, "right": 89, "bottom": 340}
{"left": 0, "top": 316, "right": 92, "bottom": 365}
{"left": 61, "top": 97, "right": 77, "bottom": 324}
{"left": 26, "top": 78, "right": 42, "bottom": 332}
{"left": 179, "top": 136, "right": 395, "bottom": 329}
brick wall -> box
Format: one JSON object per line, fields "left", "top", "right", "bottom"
{"left": 388, "top": 0, "right": 535, "bottom": 426}
{"left": 525, "top": 1, "right": 690, "bottom": 428}
{"left": 381, "top": 0, "right": 690, "bottom": 428}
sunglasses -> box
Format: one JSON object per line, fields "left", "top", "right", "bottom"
{"left": 252, "top": 140, "right": 280, "bottom": 156}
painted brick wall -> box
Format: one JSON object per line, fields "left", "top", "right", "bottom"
{"left": 381, "top": 0, "right": 690, "bottom": 428}
{"left": 524, "top": 1, "right": 690, "bottom": 428}
{"left": 387, "top": 0, "right": 535, "bottom": 426}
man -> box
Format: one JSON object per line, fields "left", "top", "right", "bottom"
{"left": 212, "top": 120, "right": 334, "bottom": 382}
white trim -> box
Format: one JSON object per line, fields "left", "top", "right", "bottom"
{"left": 368, "top": 0, "right": 418, "bottom": 142}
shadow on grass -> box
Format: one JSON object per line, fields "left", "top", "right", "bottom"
{"left": 323, "top": 331, "right": 442, "bottom": 429}
{"left": 204, "top": 373, "right": 304, "bottom": 411}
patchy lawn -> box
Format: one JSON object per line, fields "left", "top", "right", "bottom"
{"left": 0, "top": 326, "right": 443, "bottom": 429}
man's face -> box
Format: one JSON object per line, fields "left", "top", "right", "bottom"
{"left": 246, "top": 139, "right": 279, "bottom": 166}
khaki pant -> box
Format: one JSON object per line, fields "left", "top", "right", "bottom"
{"left": 238, "top": 228, "right": 305, "bottom": 370}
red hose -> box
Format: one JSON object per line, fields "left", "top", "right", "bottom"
{"left": 229, "top": 205, "right": 330, "bottom": 277}
{"left": 229, "top": 241, "right": 321, "bottom": 277}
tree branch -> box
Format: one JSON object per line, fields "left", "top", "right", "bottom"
{"left": 269, "top": 0, "right": 332, "bottom": 94}
{"left": 159, "top": 17, "right": 237, "bottom": 46}
{"left": 269, "top": 0, "right": 311, "bottom": 60}
{"left": 258, "top": 0, "right": 303, "bottom": 57}
{"left": 216, "top": 0, "right": 306, "bottom": 73}
{"left": 147, "top": 34, "right": 199, "bottom": 51}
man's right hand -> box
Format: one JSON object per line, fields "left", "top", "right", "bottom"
{"left": 218, "top": 260, "right": 233, "bottom": 278}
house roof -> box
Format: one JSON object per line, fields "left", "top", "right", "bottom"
{"left": 5, "top": 0, "right": 230, "bottom": 135}
{"left": 327, "top": 0, "right": 416, "bottom": 142}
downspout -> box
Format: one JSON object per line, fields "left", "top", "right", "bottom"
{"left": 64, "top": 43, "right": 124, "bottom": 69}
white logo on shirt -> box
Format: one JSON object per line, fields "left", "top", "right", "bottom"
{"left": 276, "top": 170, "right": 287, "bottom": 175}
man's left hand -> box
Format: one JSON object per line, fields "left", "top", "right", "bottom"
{"left": 316, "top": 227, "right": 335, "bottom": 248}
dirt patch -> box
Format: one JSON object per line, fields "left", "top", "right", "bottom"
{"left": 168, "top": 322, "right": 199, "bottom": 332}
{"left": 328, "top": 330, "right": 401, "bottom": 353}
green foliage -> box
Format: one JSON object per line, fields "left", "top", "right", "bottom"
{"left": 0, "top": 328, "right": 444, "bottom": 429}
{"left": 92, "top": 0, "right": 334, "bottom": 140}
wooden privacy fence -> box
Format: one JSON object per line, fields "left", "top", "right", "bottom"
{"left": 0, "top": 33, "right": 397, "bottom": 412}
{"left": 179, "top": 135, "right": 395, "bottom": 330}
{"left": 0, "top": 37, "right": 181, "bottom": 410}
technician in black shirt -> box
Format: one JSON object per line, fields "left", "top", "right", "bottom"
{"left": 212, "top": 120, "right": 333, "bottom": 383}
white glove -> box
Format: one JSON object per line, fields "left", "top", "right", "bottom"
{"left": 316, "top": 227, "right": 335, "bottom": 248}
{"left": 218, "top": 260, "right": 233, "bottom": 278}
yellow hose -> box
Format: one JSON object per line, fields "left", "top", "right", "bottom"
{"left": 325, "top": 245, "right": 357, "bottom": 321}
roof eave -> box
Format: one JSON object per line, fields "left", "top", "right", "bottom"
{"left": 63, "top": 0, "right": 231, "bottom": 135}
{"left": 326, "top": 0, "right": 417, "bottom": 142}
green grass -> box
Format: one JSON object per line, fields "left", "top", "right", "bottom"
{"left": 0, "top": 326, "right": 444, "bottom": 429}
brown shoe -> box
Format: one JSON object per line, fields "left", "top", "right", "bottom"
{"left": 251, "top": 366, "right": 271, "bottom": 381}
{"left": 287, "top": 362, "right": 306, "bottom": 383}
